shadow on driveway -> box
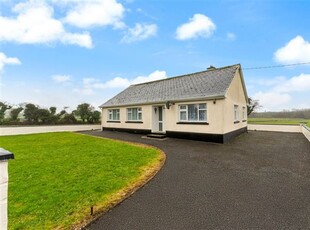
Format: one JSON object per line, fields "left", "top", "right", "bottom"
{"left": 82, "top": 130, "right": 310, "bottom": 230}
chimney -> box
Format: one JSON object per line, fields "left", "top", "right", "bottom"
{"left": 207, "top": 65, "right": 216, "bottom": 70}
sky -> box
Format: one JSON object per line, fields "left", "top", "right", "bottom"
{"left": 0, "top": 0, "right": 310, "bottom": 112}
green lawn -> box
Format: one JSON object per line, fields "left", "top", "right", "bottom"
{"left": 0, "top": 132, "right": 164, "bottom": 229}
{"left": 248, "top": 118, "right": 310, "bottom": 127}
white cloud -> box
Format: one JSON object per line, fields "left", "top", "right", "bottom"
{"left": 73, "top": 78, "right": 99, "bottom": 95}
{"left": 121, "top": 23, "right": 158, "bottom": 43}
{"left": 61, "top": 32, "right": 92, "bottom": 48}
{"left": 83, "top": 78, "right": 98, "bottom": 85}
{"left": 131, "top": 70, "right": 167, "bottom": 84}
{"left": 0, "top": 1, "right": 92, "bottom": 48}
{"left": 75, "top": 70, "right": 167, "bottom": 94}
{"left": 52, "top": 74, "right": 71, "bottom": 83}
{"left": 274, "top": 36, "right": 310, "bottom": 64}
{"left": 93, "top": 77, "right": 130, "bottom": 89}
{"left": 0, "top": 52, "right": 21, "bottom": 71}
{"left": 273, "top": 73, "right": 310, "bottom": 93}
{"left": 176, "top": 14, "right": 216, "bottom": 40}
{"left": 254, "top": 91, "right": 291, "bottom": 111}
{"left": 252, "top": 73, "right": 310, "bottom": 111}
{"left": 64, "top": 0, "right": 125, "bottom": 29}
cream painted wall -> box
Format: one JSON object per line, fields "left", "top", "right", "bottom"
{"left": 102, "top": 105, "right": 153, "bottom": 130}
{"left": 0, "top": 161, "right": 8, "bottom": 230}
{"left": 165, "top": 100, "right": 225, "bottom": 134}
{"left": 102, "top": 99, "right": 227, "bottom": 134}
{"left": 223, "top": 70, "right": 248, "bottom": 133}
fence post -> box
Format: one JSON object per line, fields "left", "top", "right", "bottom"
{"left": 0, "top": 148, "right": 14, "bottom": 230}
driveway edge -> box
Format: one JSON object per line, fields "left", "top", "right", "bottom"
{"left": 74, "top": 133, "right": 166, "bottom": 230}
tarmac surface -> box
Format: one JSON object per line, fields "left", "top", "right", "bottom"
{"left": 82, "top": 130, "right": 310, "bottom": 230}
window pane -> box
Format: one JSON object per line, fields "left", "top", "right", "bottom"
{"left": 180, "top": 105, "right": 186, "bottom": 110}
{"left": 158, "top": 107, "right": 162, "bottom": 121}
{"left": 180, "top": 111, "right": 186, "bottom": 120}
{"left": 159, "top": 123, "right": 163, "bottom": 131}
{"left": 188, "top": 104, "right": 198, "bottom": 121}
{"left": 199, "top": 110, "right": 206, "bottom": 121}
{"left": 199, "top": 104, "right": 206, "bottom": 109}
{"left": 132, "top": 108, "right": 138, "bottom": 120}
{"left": 138, "top": 108, "right": 142, "bottom": 120}
{"left": 116, "top": 112, "right": 120, "bottom": 120}
{"left": 234, "top": 105, "right": 238, "bottom": 120}
{"left": 109, "top": 109, "right": 120, "bottom": 120}
{"left": 113, "top": 110, "right": 119, "bottom": 120}
{"left": 128, "top": 109, "right": 132, "bottom": 120}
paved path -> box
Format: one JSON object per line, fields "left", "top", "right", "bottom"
{"left": 83, "top": 130, "right": 310, "bottom": 230}
{"left": 0, "top": 125, "right": 101, "bottom": 136}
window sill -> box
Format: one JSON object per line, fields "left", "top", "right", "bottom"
{"left": 234, "top": 121, "right": 240, "bottom": 124}
{"left": 177, "top": 122, "right": 209, "bottom": 125}
{"left": 242, "top": 120, "right": 247, "bottom": 122}
{"left": 107, "top": 120, "right": 121, "bottom": 123}
{"left": 125, "top": 121, "right": 143, "bottom": 123}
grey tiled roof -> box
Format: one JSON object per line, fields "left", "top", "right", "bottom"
{"left": 101, "top": 64, "right": 240, "bottom": 107}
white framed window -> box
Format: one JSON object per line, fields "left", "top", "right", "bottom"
{"left": 234, "top": 105, "right": 239, "bottom": 122}
{"left": 242, "top": 106, "right": 246, "bottom": 120}
{"left": 108, "top": 109, "right": 120, "bottom": 121}
{"left": 179, "top": 103, "right": 207, "bottom": 122}
{"left": 127, "top": 107, "right": 142, "bottom": 121}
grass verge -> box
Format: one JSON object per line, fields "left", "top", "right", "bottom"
{"left": 0, "top": 132, "right": 165, "bottom": 229}
{"left": 248, "top": 118, "right": 310, "bottom": 127}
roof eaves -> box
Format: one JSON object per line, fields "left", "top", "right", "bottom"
{"left": 100, "top": 95, "right": 226, "bottom": 108}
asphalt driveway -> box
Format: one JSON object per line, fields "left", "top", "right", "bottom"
{"left": 82, "top": 130, "right": 310, "bottom": 230}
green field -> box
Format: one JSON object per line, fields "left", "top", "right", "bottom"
{"left": 248, "top": 118, "right": 310, "bottom": 127}
{"left": 0, "top": 132, "right": 163, "bottom": 229}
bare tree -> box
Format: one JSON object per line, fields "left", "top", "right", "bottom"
{"left": 247, "top": 97, "right": 261, "bottom": 116}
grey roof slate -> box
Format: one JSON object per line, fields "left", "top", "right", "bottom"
{"left": 101, "top": 64, "right": 240, "bottom": 107}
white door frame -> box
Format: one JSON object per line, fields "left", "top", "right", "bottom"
{"left": 152, "top": 105, "right": 165, "bottom": 133}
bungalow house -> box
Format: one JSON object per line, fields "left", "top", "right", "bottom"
{"left": 100, "top": 64, "right": 248, "bottom": 143}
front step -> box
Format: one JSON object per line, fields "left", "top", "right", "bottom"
{"left": 146, "top": 133, "right": 167, "bottom": 139}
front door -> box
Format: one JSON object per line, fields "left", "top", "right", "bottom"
{"left": 153, "top": 106, "right": 165, "bottom": 133}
